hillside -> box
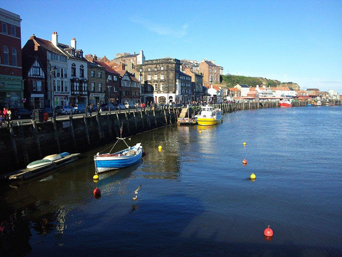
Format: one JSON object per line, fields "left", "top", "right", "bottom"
{"left": 220, "top": 75, "right": 300, "bottom": 90}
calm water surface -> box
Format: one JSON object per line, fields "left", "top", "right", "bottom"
{"left": 1, "top": 106, "right": 341, "bottom": 256}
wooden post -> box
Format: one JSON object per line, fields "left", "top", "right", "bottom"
{"left": 107, "top": 114, "right": 112, "bottom": 138}
{"left": 83, "top": 116, "right": 91, "bottom": 145}
{"left": 31, "top": 120, "right": 42, "bottom": 158}
{"left": 52, "top": 117, "right": 61, "bottom": 153}
{"left": 69, "top": 116, "right": 77, "bottom": 149}
{"left": 9, "top": 122, "right": 19, "bottom": 164}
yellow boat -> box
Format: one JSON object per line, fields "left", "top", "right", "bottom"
{"left": 196, "top": 105, "right": 223, "bottom": 126}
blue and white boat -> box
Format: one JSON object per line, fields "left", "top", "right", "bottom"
{"left": 94, "top": 137, "right": 143, "bottom": 174}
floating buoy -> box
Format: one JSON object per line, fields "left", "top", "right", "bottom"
{"left": 93, "top": 187, "right": 101, "bottom": 196}
{"left": 250, "top": 173, "right": 256, "bottom": 180}
{"left": 93, "top": 174, "right": 99, "bottom": 180}
{"left": 158, "top": 146, "right": 162, "bottom": 151}
{"left": 242, "top": 159, "right": 247, "bottom": 165}
{"left": 243, "top": 142, "right": 247, "bottom": 146}
{"left": 264, "top": 225, "right": 274, "bottom": 237}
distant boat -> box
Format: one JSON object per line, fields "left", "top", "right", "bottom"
{"left": 27, "top": 159, "right": 53, "bottom": 169}
{"left": 279, "top": 99, "right": 292, "bottom": 108}
{"left": 316, "top": 101, "right": 322, "bottom": 106}
{"left": 196, "top": 105, "right": 223, "bottom": 126}
{"left": 94, "top": 136, "right": 143, "bottom": 174}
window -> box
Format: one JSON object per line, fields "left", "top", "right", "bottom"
{"left": 3, "top": 46, "right": 9, "bottom": 65}
{"left": 61, "top": 68, "right": 64, "bottom": 78}
{"left": 160, "top": 75, "right": 164, "bottom": 80}
{"left": 99, "top": 83, "right": 102, "bottom": 92}
{"left": 114, "top": 86, "right": 117, "bottom": 92}
{"left": 154, "top": 75, "right": 158, "bottom": 80}
{"left": 160, "top": 84, "right": 164, "bottom": 91}
{"left": 37, "top": 81, "right": 42, "bottom": 91}
{"left": 147, "top": 75, "right": 151, "bottom": 81}
{"left": 57, "top": 80, "right": 61, "bottom": 91}
{"left": 71, "top": 63, "right": 76, "bottom": 76}
{"left": 80, "top": 65, "right": 84, "bottom": 77}
{"left": 91, "top": 70, "right": 95, "bottom": 77}
{"left": 91, "top": 82, "right": 95, "bottom": 92}
{"left": 148, "top": 68, "right": 151, "bottom": 71}
{"left": 11, "top": 25, "right": 16, "bottom": 36}
{"left": 161, "top": 67, "right": 164, "bottom": 70}
{"left": 98, "top": 71, "right": 102, "bottom": 78}
{"left": 60, "top": 55, "right": 67, "bottom": 62}
{"left": 107, "top": 75, "right": 112, "bottom": 81}
{"left": 2, "top": 22, "right": 7, "bottom": 34}
{"left": 113, "top": 76, "right": 117, "bottom": 81}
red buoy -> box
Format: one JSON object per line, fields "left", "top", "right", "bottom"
{"left": 93, "top": 187, "right": 101, "bottom": 196}
{"left": 242, "top": 159, "right": 247, "bottom": 165}
{"left": 264, "top": 225, "right": 274, "bottom": 237}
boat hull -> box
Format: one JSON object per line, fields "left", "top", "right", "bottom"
{"left": 94, "top": 145, "right": 143, "bottom": 173}
{"left": 279, "top": 102, "right": 292, "bottom": 108}
{"left": 197, "top": 117, "right": 222, "bottom": 126}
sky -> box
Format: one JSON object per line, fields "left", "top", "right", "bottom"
{"left": 1, "top": 0, "right": 342, "bottom": 92}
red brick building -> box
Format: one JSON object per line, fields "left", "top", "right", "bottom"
{"left": 0, "top": 8, "right": 23, "bottom": 108}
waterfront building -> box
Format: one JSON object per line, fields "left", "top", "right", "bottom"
{"left": 116, "top": 70, "right": 141, "bottom": 106}
{"left": 0, "top": 8, "right": 24, "bottom": 108}
{"left": 235, "top": 84, "right": 250, "bottom": 97}
{"left": 183, "top": 67, "right": 204, "bottom": 102}
{"left": 22, "top": 33, "right": 69, "bottom": 108}
{"left": 273, "top": 86, "right": 297, "bottom": 98}
{"left": 85, "top": 55, "right": 107, "bottom": 105}
{"left": 137, "top": 57, "right": 191, "bottom": 105}
{"left": 90, "top": 58, "right": 121, "bottom": 105}
{"left": 199, "top": 60, "right": 222, "bottom": 85}
{"left": 111, "top": 50, "right": 145, "bottom": 77}
{"left": 54, "top": 35, "right": 88, "bottom": 107}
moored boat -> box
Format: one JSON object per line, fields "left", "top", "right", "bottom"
{"left": 2, "top": 152, "right": 80, "bottom": 181}
{"left": 279, "top": 98, "right": 292, "bottom": 108}
{"left": 94, "top": 137, "right": 143, "bottom": 174}
{"left": 196, "top": 105, "right": 223, "bottom": 126}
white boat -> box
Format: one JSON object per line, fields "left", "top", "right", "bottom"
{"left": 43, "top": 152, "right": 70, "bottom": 161}
{"left": 94, "top": 137, "right": 143, "bottom": 174}
{"left": 27, "top": 159, "right": 53, "bottom": 169}
{"left": 196, "top": 105, "right": 223, "bottom": 126}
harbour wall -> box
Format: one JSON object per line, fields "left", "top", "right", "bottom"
{"left": 0, "top": 100, "right": 340, "bottom": 174}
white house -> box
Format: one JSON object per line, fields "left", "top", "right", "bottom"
{"left": 235, "top": 84, "right": 249, "bottom": 97}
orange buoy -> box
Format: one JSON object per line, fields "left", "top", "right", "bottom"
{"left": 93, "top": 187, "right": 101, "bottom": 196}
{"left": 242, "top": 159, "right": 247, "bottom": 165}
{"left": 264, "top": 225, "right": 274, "bottom": 237}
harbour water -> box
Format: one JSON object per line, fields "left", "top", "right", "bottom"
{"left": 0, "top": 106, "right": 341, "bottom": 256}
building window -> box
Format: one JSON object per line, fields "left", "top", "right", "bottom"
{"left": 2, "top": 22, "right": 7, "bottom": 34}
{"left": 148, "top": 68, "right": 151, "bottom": 71}
{"left": 37, "top": 81, "right": 42, "bottom": 91}
{"left": 107, "top": 75, "right": 112, "bottom": 81}
{"left": 91, "top": 82, "right": 95, "bottom": 92}
{"left": 147, "top": 75, "right": 151, "bottom": 81}
{"left": 160, "top": 75, "right": 164, "bottom": 80}
{"left": 61, "top": 68, "right": 64, "bottom": 78}
{"left": 114, "top": 86, "right": 117, "bottom": 92}
{"left": 99, "top": 83, "right": 102, "bottom": 92}
{"left": 91, "top": 70, "right": 95, "bottom": 77}
{"left": 3, "top": 46, "right": 9, "bottom": 65}
{"left": 161, "top": 66, "right": 164, "bottom": 70}
{"left": 160, "top": 84, "right": 164, "bottom": 91}
{"left": 98, "top": 71, "right": 102, "bottom": 78}
{"left": 154, "top": 75, "right": 158, "bottom": 80}
{"left": 113, "top": 76, "right": 117, "bottom": 81}
{"left": 71, "top": 63, "right": 76, "bottom": 76}
{"left": 80, "top": 65, "right": 84, "bottom": 77}
{"left": 11, "top": 25, "right": 16, "bottom": 36}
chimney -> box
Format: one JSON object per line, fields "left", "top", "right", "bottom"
{"left": 71, "top": 38, "right": 76, "bottom": 49}
{"left": 94, "top": 54, "right": 97, "bottom": 61}
{"left": 52, "top": 32, "right": 58, "bottom": 46}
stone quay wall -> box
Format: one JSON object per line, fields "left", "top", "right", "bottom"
{"left": 0, "top": 100, "right": 340, "bottom": 174}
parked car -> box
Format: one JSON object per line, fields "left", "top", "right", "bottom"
{"left": 116, "top": 103, "right": 126, "bottom": 110}
{"left": 55, "top": 105, "right": 74, "bottom": 115}
{"left": 43, "top": 107, "right": 53, "bottom": 117}
{"left": 100, "top": 103, "right": 117, "bottom": 111}
{"left": 73, "top": 104, "right": 86, "bottom": 113}
{"left": 10, "top": 108, "right": 32, "bottom": 119}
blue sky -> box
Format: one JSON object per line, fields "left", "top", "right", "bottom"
{"left": 2, "top": 0, "right": 341, "bottom": 92}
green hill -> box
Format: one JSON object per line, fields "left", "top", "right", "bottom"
{"left": 220, "top": 74, "right": 281, "bottom": 88}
